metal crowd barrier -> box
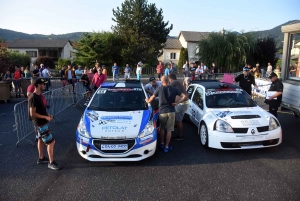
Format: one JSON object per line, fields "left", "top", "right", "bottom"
{"left": 13, "top": 84, "right": 75, "bottom": 147}
{"left": 74, "top": 82, "right": 86, "bottom": 107}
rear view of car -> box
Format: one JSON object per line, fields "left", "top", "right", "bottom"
{"left": 76, "top": 81, "right": 159, "bottom": 161}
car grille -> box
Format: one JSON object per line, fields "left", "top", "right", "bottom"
{"left": 257, "top": 126, "right": 269, "bottom": 133}
{"left": 231, "top": 115, "right": 261, "bottom": 119}
{"left": 93, "top": 139, "right": 136, "bottom": 154}
{"left": 221, "top": 139, "right": 279, "bottom": 148}
{"left": 232, "top": 128, "right": 248, "bottom": 133}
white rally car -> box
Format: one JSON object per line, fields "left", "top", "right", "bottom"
{"left": 185, "top": 80, "right": 282, "bottom": 149}
{"left": 76, "top": 80, "right": 159, "bottom": 161}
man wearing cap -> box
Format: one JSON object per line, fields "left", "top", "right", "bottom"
{"left": 144, "top": 77, "right": 162, "bottom": 96}
{"left": 28, "top": 78, "right": 60, "bottom": 170}
{"left": 234, "top": 67, "right": 258, "bottom": 96}
{"left": 267, "top": 72, "right": 283, "bottom": 117}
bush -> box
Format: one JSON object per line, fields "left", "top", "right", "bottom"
{"left": 35, "top": 56, "right": 55, "bottom": 69}
{"left": 8, "top": 50, "right": 31, "bottom": 69}
{"left": 0, "top": 44, "right": 12, "bottom": 76}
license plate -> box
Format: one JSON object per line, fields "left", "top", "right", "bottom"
{"left": 101, "top": 144, "right": 128, "bottom": 150}
{"left": 240, "top": 144, "right": 263, "bottom": 148}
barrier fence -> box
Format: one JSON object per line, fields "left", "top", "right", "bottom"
{"left": 13, "top": 84, "right": 74, "bottom": 147}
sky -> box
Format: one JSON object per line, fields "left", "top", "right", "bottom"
{"left": 0, "top": 0, "right": 299, "bottom": 36}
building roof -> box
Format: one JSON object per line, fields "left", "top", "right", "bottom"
{"left": 178, "top": 31, "right": 210, "bottom": 42}
{"left": 164, "top": 38, "right": 182, "bottom": 49}
{"left": 7, "top": 39, "right": 72, "bottom": 48}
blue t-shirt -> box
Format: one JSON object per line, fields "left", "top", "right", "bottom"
{"left": 112, "top": 66, "right": 119, "bottom": 74}
{"left": 153, "top": 85, "right": 182, "bottom": 114}
{"left": 164, "top": 68, "right": 170, "bottom": 76}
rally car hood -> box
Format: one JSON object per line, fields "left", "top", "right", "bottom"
{"left": 209, "top": 107, "right": 270, "bottom": 127}
{"left": 84, "top": 109, "right": 151, "bottom": 139}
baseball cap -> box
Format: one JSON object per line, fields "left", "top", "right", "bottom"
{"left": 149, "top": 77, "right": 156, "bottom": 82}
{"left": 268, "top": 72, "right": 277, "bottom": 79}
{"left": 34, "top": 78, "right": 48, "bottom": 86}
{"left": 243, "top": 67, "right": 250, "bottom": 71}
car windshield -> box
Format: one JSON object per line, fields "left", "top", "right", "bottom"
{"left": 88, "top": 87, "right": 147, "bottom": 111}
{"left": 205, "top": 88, "right": 257, "bottom": 108}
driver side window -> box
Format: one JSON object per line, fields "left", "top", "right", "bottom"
{"left": 187, "top": 85, "right": 196, "bottom": 99}
{"left": 192, "top": 87, "right": 204, "bottom": 110}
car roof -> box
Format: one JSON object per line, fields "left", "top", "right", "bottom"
{"left": 191, "top": 80, "right": 240, "bottom": 90}
{"left": 101, "top": 80, "right": 143, "bottom": 88}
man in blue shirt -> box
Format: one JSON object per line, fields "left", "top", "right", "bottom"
{"left": 165, "top": 64, "right": 170, "bottom": 76}
{"left": 112, "top": 63, "right": 119, "bottom": 81}
{"left": 75, "top": 66, "right": 83, "bottom": 80}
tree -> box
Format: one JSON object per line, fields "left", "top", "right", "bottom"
{"left": 74, "top": 32, "right": 123, "bottom": 67}
{"left": 35, "top": 56, "right": 55, "bottom": 69}
{"left": 0, "top": 44, "right": 12, "bottom": 75}
{"left": 253, "top": 37, "right": 278, "bottom": 67}
{"left": 178, "top": 47, "right": 188, "bottom": 69}
{"left": 112, "top": 0, "right": 173, "bottom": 65}
{"left": 8, "top": 51, "right": 31, "bottom": 69}
{"left": 197, "top": 30, "right": 256, "bottom": 72}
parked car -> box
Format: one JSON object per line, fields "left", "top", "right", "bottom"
{"left": 185, "top": 80, "right": 282, "bottom": 149}
{"left": 76, "top": 80, "right": 159, "bottom": 161}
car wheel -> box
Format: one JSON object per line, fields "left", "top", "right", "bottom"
{"left": 199, "top": 123, "right": 209, "bottom": 148}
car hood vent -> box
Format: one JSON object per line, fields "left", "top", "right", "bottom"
{"left": 231, "top": 115, "right": 261, "bottom": 119}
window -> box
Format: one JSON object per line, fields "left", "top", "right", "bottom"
{"left": 170, "top": 52, "right": 176, "bottom": 60}
{"left": 187, "top": 85, "right": 196, "bottom": 99}
{"left": 192, "top": 87, "right": 204, "bottom": 109}
{"left": 26, "top": 51, "right": 37, "bottom": 57}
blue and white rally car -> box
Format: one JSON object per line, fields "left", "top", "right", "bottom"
{"left": 185, "top": 80, "right": 282, "bottom": 149}
{"left": 76, "top": 80, "right": 159, "bottom": 161}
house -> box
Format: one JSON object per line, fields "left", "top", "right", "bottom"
{"left": 158, "top": 37, "right": 182, "bottom": 65}
{"left": 159, "top": 31, "right": 209, "bottom": 65}
{"left": 7, "top": 39, "right": 75, "bottom": 64}
{"left": 290, "top": 40, "right": 300, "bottom": 61}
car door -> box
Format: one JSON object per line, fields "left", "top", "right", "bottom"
{"left": 191, "top": 87, "right": 205, "bottom": 125}
{"left": 186, "top": 85, "right": 197, "bottom": 121}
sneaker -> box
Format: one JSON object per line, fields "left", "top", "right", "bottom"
{"left": 173, "top": 135, "right": 184, "bottom": 141}
{"left": 164, "top": 146, "right": 173, "bottom": 153}
{"left": 48, "top": 161, "right": 61, "bottom": 170}
{"left": 37, "top": 156, "right": 49, "bottom": 164}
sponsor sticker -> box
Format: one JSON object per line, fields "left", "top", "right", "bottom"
{"left": 107, "top": 88, "right": 141, "bottom": 92}
{"left": 241, "top": 119, "right": 260, "bottom": 126}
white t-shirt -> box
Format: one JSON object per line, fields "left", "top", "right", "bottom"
{"left": 267, "top": 65, "right": 272, "bottom": 72}
{"left": 136, "top": 67, "right": 142, "bottom": 74}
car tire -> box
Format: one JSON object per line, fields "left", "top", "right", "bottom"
{"left": 199, "top": 123, "right": 209, "bottom": 148}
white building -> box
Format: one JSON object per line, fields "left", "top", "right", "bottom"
{"left": 159, "top": 31, "right": 209, "bottom": 65}
{"left": 290, "top": 40, "right": 300, "bottom": 60}
{"left": 7, "top": 39, "right": 75, "bottom": 65}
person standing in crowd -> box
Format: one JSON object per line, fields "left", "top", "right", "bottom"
{"left": 164, "top": 64, "right": 170, "bottom": 77}
{"left": 87, "top": 68, "right": 95, "bottom": 84}
{"left": 289, "top": 64, "right": 296, "bottom": 77}
{"left": 65, "top": 65, "right": 75, "bottom": 93}
{"left": 195, "top": 64, "right": 203, "bottom": 80}
{"left": 144, "top": 77, "right": 162, "bottom": 96}
{"left": 32, "top": 65, "right": 40, "bottom": 77}
{"left": 112, "top": 63, "right": 119, "bottom": 81}
{"left": 266, "top": 62, "right": 273, "bottom": 78}
{"left": 267, "top": 72, "right": 283, "bottom": 117}
{"left": 13, "top": 66, "right": 22, "bottom": 98}
{"left": 211, "top": 62, "right": 219, "bottom": 79}
{"left": 234, "top": 67, "right": 258, "bottom": 96}
{"left": 92, "top": 67, "right": 106, "bottom": 91}
{"left": 169, "top": 61, "right": 177, "bottom": 74}
{"left": 183, "top": 60, "right": 189, "bottom": 78}
{"left": 156, "top": 61, "right": 164, "bottom": 80}
{"left": 136, "top": 63, "right": 142, "bottom": 80}
{"left": 75, "top": 65, "right": 83, "bottom": 81}
{"left": 24, "top": 66, "right": 31, "bottom": 78}
{"left": 138, "top": 61, "right": 143, "bottom": 68}
{"left": 274, "top": 66, "right": 281, "bottom": 78}
{"left": 3, "top": 70, "right": 13, "bottom": 92}
{"left": 183, "top": 77, "right": 192, "bottom": 90}
{"left": 28, "top": 78, "right": 60, "bottom": 170}
{"left": 39, "top": 64, "right": 44, "bottom": 78}
{"left": 124, "top": 64, "right": 131, "bottom": 79}
{"left": 59, "top": 65, "right": 67, "bottom": 87}
{"left": 27, "top": 76, "right": 38, "bottom": 98}
{"left": 189, "top": 62, "right": 196, "bottom": 81}
{"left": 252, "top": 64, "right": 260, "bottom": 78}
{"left": 42, "top": 66, "right": 52, "bottom": 91}
{"left": 20, "top": 66, "right": 25, "bottom": 78}
{"left": 168, "top": 73, "right": 189, "bottom": 141}
{"left": 145, "top": 76, "right": 187, "bottom": 153}
{"left": 101, "top": 65, "right": 107, "bottom": 82}
{"left": 80, "top": 69, "right": 93, "bottom": 106}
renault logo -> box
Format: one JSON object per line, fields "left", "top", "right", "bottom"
{"left": 251, "top": 129, "right": 255, "bottom": 135}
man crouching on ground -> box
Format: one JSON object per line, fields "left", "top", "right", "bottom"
{"left": 28, "top": 78, "right": 60, "bottom": 170}
{"left": 145, "top": 76, "right": 187, "bottom": 153}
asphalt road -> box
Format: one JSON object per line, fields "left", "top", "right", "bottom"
{"left": 0, "top": 101, "right": 300, "bottom": 201}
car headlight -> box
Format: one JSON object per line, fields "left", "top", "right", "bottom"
{"left": 269, "top": 117, "right": 279, "bottom": 131}
{"left": 77, "top": 118, "right": 90, "bottom": 138}
{"left": 215, "top": 120, "right": 234, "bottom": 133}
{"left": 139, "top": 121, "right": 154, "bottom": 138}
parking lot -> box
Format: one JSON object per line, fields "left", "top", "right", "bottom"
{"left": 0, "top": 98, "right": 300, "bottom": 200}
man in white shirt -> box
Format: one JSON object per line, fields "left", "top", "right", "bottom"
{"left": 201, "top": 62, "right": 207, "bottom": 79}
{"left": 41, "top": 66, "right": 51, "bottom": 91}
{"left": 182, "top": 60, "right": 189, "bottom": 77}
{"left": 124, "top": 64, "right": 131, "bottom": 79}
{"left": 144, "top": 77, "right": 162, "bottom": 96}
{"left": 266, "top": 62, "right": 273, "bottom": 78}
